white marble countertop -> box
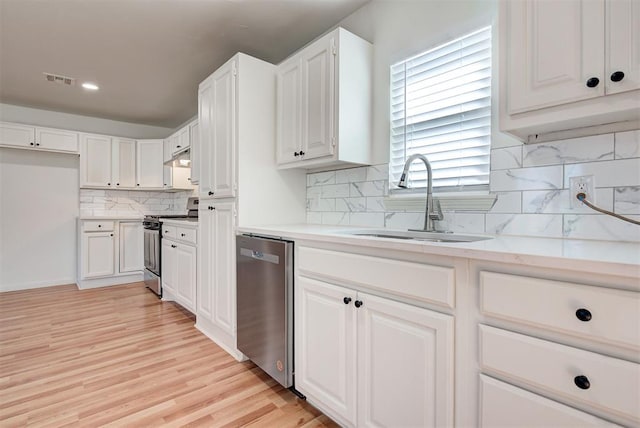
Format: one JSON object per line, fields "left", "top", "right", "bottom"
{"left": 79, "top": 216, "right": 144, "bottom": 221}
{"left": 237, "top": 224, "right": 640, "bottom": 279}
{"left": 160, "top": 218, "right": 199, "bottom": 227}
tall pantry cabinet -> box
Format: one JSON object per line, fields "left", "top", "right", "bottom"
{"left": 196, "top": 53, "right": 306, "bottom": 359}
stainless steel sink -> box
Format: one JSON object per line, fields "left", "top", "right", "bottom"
{"left": 342, "top": 229, "right": 493, "bottom": 243}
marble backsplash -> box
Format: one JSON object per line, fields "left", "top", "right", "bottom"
{"left": 79, "top": 189, "right": 196, "bottom": 217}
{"left": 306, "top": 130, "right": 640, "bottom": 242}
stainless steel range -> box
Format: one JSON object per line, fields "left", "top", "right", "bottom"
{"left": 143, "top": 197, "right": 199, "bottom": 296}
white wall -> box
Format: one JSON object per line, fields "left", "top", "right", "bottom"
{"left": 338, "top": 0, "right": 496, "bottom": 163}
{"left": 0, "top": 148, "right": 79, "bottom": 291}
{"left": 0, "top": 103, "right": 174, "bottom": 138}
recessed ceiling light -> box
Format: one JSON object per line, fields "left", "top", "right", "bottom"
{"left": 82, "top": 82, "right": 99, "bottom": 91}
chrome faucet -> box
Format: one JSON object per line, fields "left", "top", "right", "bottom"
{"left": 397, "top": 154, "right": 444, "bottom": 232}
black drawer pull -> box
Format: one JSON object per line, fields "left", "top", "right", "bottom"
{"left": 574, "top": 375, "right": 590, "bottom": 390}
{"left": 575, "top": 308, "right": 592, "bottom": 322}
{"left": 610, "top": 71, "right": 625, "bottom": 82}
{"left": 343, "top": 297, "right": 352, "bottom": 305}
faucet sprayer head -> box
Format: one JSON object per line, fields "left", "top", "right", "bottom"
{"left": 397, "top": 173, "right": 408, "bottom": 188}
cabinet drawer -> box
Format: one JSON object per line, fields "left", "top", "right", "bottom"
{"left": 298, "top": 246, "right": 455, "bottom": 308}
{"left": 479, "top": 325, "right": 640, "bottom": 423}
{"left": 162, "top": 225, "right": 177, "bottom": 239}
{"left": 479, "top": 375, "right": 619, "bottom": 427}
{"left": 480, "top": 271, "right": 640, "bottom": 350}
{"left": 176, "top": 227, "right": 197, "bottom": 245}
{"left": 82, "top": 221, "right": 115, "bottom": 232}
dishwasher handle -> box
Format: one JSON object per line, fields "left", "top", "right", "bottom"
{"left": 239, "top": 247, "right": 280, "bottom": 264}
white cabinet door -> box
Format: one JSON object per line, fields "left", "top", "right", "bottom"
{"left": 81, "top": 231, "right": 115, "bottom": 279}
{"left": 301, "top": 34, "right": 335, "bottom": 160}
{"left": 295, "top": 276, "right": 357, "bottom": 426}
{"left": 189, "top": 120, "right": 200, "bottom": 185}
{"left": 80, "top": 134, "right": 113, "bottom": 187}
{"left": 163, "top": 166, "right": 173, "bottom": 189}
{"left": 119, "top": 221, "right": 143, "bottom": 274}
{"left": 211, "top": 59, "right": 236, "bottom": 199}
{"left": 357, "top": 292, "right": 454, "bottom": 428}
{"left": 163, "top": 138, "right": 172, "bottom": 163}
{"left": 506, "top": 0, "right": 605, "bottom": 114}
{"left": 176, "top": 243, "right": 196, "bottom": 313}
{"left": 197, "top": 202, "right": 214, "bottom": 320}
{"left": 277, "top": 57, "right": 303, "bottom": 164}
{"left": 136, "top": 139, "right": 164, "bottom": 188}
{"left": 161, "top": 239, "right": 177, "bottom": 296}
{"left": 212, "top": 201, "right": 236, "bottom": 335}
{"left": 174, "top": 126, "right": 190, "bottom": 154}
{"left": 112, "top": 138, "right": 136, "bottom": 188}
{"left": 0, "top": 122, "right": 34, "bottom": 148}
{"left": 36, "top": 127, "right": 78, "bottom": 152}
{"left": 606, "top": 0, "right": 640, "bottom": 95}
{"left": 198, "top": 81, "right": 214, "bottom": 198}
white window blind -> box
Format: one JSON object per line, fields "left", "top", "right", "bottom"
{"left": 390, "top": 26, "right": 492, "bottom": 192}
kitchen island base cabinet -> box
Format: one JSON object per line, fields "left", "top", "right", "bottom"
{"left": 295, "top": 276, "right": 454, "bottom": 428}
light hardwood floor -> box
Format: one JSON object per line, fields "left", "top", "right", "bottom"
{"left": 0, "top": 282, "right": 337, "bottom": 427}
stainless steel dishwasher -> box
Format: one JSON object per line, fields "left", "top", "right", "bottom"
{"left": 236, "top": 234, "right": 294, "bottom": 388}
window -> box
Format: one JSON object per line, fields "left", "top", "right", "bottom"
{"left": 390, "top": 26, "right": 492, "bottom": 193}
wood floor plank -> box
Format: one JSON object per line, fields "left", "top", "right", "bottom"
{"left": 0, "top": 282, "right": 337, "bottom": 427}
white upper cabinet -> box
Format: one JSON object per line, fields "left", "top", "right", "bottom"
{"left": 198, "top": 57, "right": 236, "bottom": 199}
{"left": 176, "top": 125, "right": 190, "bottom": 153}
{"left": 276, "top": 27, "right": 372, "bottom": 170}
{"left": 506, "top": 0, "right": 605, "bottom": 113}
{"left": 0, "top": 122, "right": 78, "bottom": 153}
{"left": 500, "top": 0, "right": 640, "bottom": 142}
{"left": 189, "top": 120, "right": 200, "bottom": 185}
{"left": 606, "top": 0, "right": 640, "bottom": 95}
{"left": 211, "top": 59, "right": 236, "bottom": 199}
{"left": 111, "top": 138, "right": 136, "bottom": 188}
{"left": 80, "top": 134, "right": 113, "bottom": 187}
{"left": 198, "top": 80, "right": 214, "bottom": 197}
{"left": 136, "top": 139, "right": 164, "bottom": 188}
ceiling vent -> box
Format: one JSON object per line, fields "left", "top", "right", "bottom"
{"left": 43, "top": 72, "right": 75, "bottom": 86}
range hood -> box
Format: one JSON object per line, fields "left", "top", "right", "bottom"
{"left": 164, "top": 147, "right": 191, "bottom": 168}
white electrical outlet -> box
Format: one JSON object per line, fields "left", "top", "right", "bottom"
{"left": 569, "top": 175, "right": 595, "bottom": 209}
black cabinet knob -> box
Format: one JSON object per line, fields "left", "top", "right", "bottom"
{"left": 208, "top": 191, "right": 214, "bottom": 195}
{"left": 98, "top": 224, "right": 102, "bottom": 228}
{"left": 294, "top": 151, "right": 300, "bottom": 157}
{"left": 116, "top": 183, "right": 120, "bottom": 186}
{"left": 610, "top": 71, "right": 625, "bottom": 82}
{"left": 299, "top": 150, "right": 305, "bottom": 156}
{"left": 574, "top": 375, "right": 590, "bottom": 390}
{"left": 30, "top": 142, "right": 34, "bottom": 146}
{"left": 343, "top": 297, "right": 352, "bottom": 305}
{"left": 110, "top": 233, "right": 113, "bottom": 237}
{"left": 107, "top": 183, "right": 111, "bottom": 186}
{"left": 586, "top": 77, "right": 600, "bottom": 88}
{"left": 136, "top": 183, "right": 140, "bottom": 186}
{"left": 208, "top": 206, "right": 215, "bottom": 210}
{"left": 181, "top": 233, "right": 186, "bottom": 237}
{"left": 177, "top": 145, "right": 181, "bottom": 148}
{"left": 171, "top": 244, "right": 177, "bottom": 248}
{"left": 576, "top": 308, "right": 592, "bottom": 322}
{"left": 354, "top": 300, "right": 363, "bottom": 308}
{"left": 36, "top": 143, "right": 40, "bottom": 146}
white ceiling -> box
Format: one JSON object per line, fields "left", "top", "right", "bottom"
{"left": 0, "top": 0, "right": 369, "bottom": 128}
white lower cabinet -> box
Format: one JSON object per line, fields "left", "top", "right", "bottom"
{"left": 81, "top": 231, "right": 115, "bottom": 279}
{"left": 295, "top": 275, "right": 454, "bottom": 427}
{"left": 478, "top": 268, "right": 640, "bottom": 426}
{"left": 196, "top": 201, "right": 238, "bottom": 356}
{"left": 161, "top": 222, "right": 197, "bottom": 313}
{"left": 78, "top": 219, "right": 144, "bottom": 288}
{"left": 118, "top": 221, "right": 143, "bottom": 273}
